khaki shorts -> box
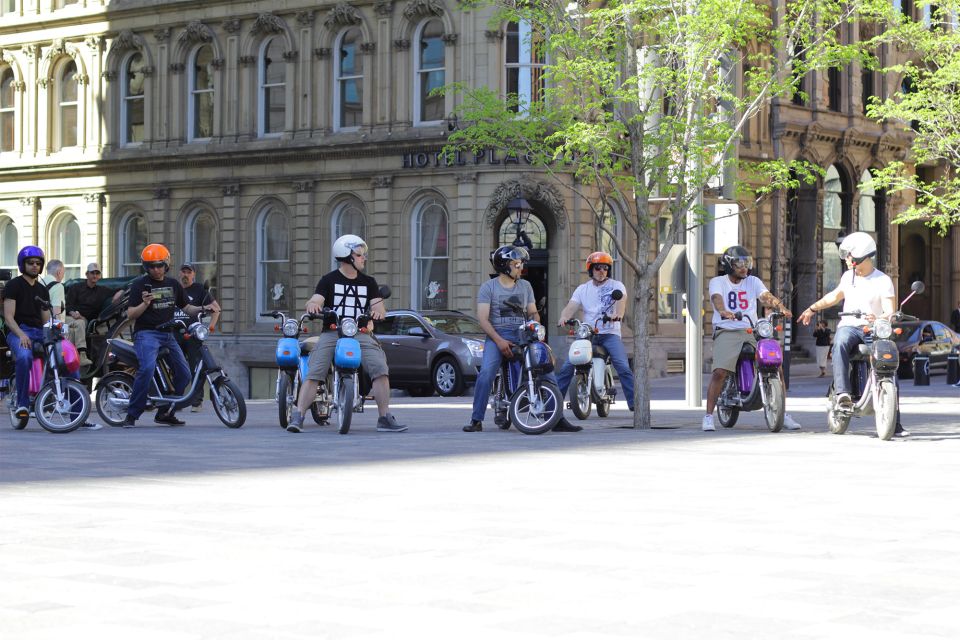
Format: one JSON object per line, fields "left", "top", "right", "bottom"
{"left": 712, "top": 329, "right": 756, "bottom": 372}
{"left": 304, "top": 331, "right": 389, "bottom": 382}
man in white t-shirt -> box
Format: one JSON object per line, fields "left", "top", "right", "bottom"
{"left": 798, "top": 232, "right": 897, "bottom": 419}
{"left": 556, "top": 251, "right": 635, "bottom": 411}
{"left": 704, "top": 246, "right": 792, "bottom": 431}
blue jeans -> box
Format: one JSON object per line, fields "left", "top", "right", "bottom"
{"left": 128, "top": 330, "right": 192, "bottom": 419}
{"left": 832, "top": 325, "right": 866, "bottom": 396}
{"left": 556, "top": 333, "right": 635, "bottom": 410}
{"left": 470, "top": 326, "right": 561, "bottom": 423}
{"left": 7, "top": 326, "right": 44, "bottom": 409}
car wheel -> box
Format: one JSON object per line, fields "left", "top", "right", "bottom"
{"left": 433, "top": 356, "right": 465, "bottom": 397}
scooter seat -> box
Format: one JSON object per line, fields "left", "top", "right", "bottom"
{"left": 739, "top": 343, "right": 757, "bottom": 359}
{"left": 108, "top": 338, "right": 168, "bottom": 363}
{"left": 593, "top": 343, "right": 610, "bottom": 360}
{"left": 300, "top": 336, "right": 321, "bottom": 354}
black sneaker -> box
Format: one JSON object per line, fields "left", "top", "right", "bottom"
{"left": 462, "top": 420, "right": 483, "bottom": 432}
{"left": 154, "top": 411, "right": 186, "bottom": 426}
{"left": 121, "top": 415, "right": 137, "bottom": 428}
{"left": 376, "top": 413, "right": 408, "bottom": 432}
{"left": 552, "top": 417, "right": 582, "bottom": 432}
{"left": 895, "top": 424, "right": 911, "bottom": 437}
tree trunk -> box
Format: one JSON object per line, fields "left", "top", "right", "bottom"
{"left": 631, "top": 268, "right": 656, "bottom": 428}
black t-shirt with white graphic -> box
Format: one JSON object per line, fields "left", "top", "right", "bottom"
{"left": 128, "top": 275, "right": 188, "bottom": 333}
{"left": 174, "top": 282, "right": 213, "bottom": 322}
{"left": 314, "top": 269, "right": 380, "bottom": 330}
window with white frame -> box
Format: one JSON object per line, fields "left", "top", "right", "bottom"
{"left": 331, "top": 200, "right": 366, "bottom": 268}
{"left": 59, "top": 0, "right": 79, "bottom": 7}
{"left": 185, "top": 208, "right": 218, "bottom": 289}
{"left": 50, "top": 213, "right": 82, "bottom": 280}
{"left": 0, "top": 1, "right": 15, "bottom": 19}
{"left": 118, "top": 211, "right": 148, "bottom": 277}
{"left": 121, "top": 52, "right": 145, "bottom": 145}
{"left": 505, "top": 20, "right": 545, "bottom": 113}
{"left": 413, "top": 199, "right": 448, "bottom": 310}
{"left": 258, "top": 37, "right": 285, "bottom": 137}
{"left": 0, "top": 215, "right": 17, "bottom": 272}
{"left": 0, "top": 68, "right": 14, "bottom": 152}
{"left": 859, "top": 170, "right": 877, "bottom": 232}
{"left": 189, "top": 45, "right": 214, "bottom": 141}
{"left": 414, "top": 20, "right": 444, "bottom": 125}
{"left": 257, "top": 204, "right": 290, "bottom": 314}
{"left": 657, "top": 216, "right": 686, "bottom": 321}
{"left": 335, "top": 28, "right": 363, "bottom": 131}
{"left": 57, "top": 60, "right": 79, "bottom": 149}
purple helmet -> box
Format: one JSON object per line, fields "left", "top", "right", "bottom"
{"left": 17, "top": 246, "right": 45, "bottom": 274}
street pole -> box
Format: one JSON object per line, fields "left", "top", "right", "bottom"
{"left": 685, "top": 196, "right": 703, "bottom": 408}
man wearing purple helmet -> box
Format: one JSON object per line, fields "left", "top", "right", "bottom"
{"left": 2, "top": 246, "right": 51, "bottom": 419}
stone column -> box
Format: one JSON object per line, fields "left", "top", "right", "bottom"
{"left": 369, "top": 175, "right": 396, "bottom": 301}
{"left": 220, "top": 183, "right": 241, "bottom": 334}
{"left": 291, "top": 180, "right": 316, "bottom": 304}
{"left": 453, "top": 172, "right": 478, "bottom": 313}
{"left": 19, "top": 196, "right": 40, "bottom": 245}
{"left": 82, "top": 192, "right": 104, "bottom": 269}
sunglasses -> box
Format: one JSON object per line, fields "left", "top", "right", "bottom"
{"left": 24, "top": 260, "right": 42, "bottom": 266}
{"left": 593, "top": 264, "right": 611, "bottom": 271}
{"left": 145, "top": 262, "right": 167, "bottom": 270}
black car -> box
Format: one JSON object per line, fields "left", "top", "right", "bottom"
{"left": 374, "top": 310, "right": 485, "bottom": 397}
{"left": 893, "top": 320, "right": 960, "bottom": 378}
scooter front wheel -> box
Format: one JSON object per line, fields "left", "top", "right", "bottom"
{"left": 874, "top": 378, "right": 897, "bottom": 441}
{"left": 715, "top": 375, "right": 739, "bottom": 428}
{"left": 509, "top": 380, "right": 562, "bottom": 435}
{"left": 762, "top": 375, "right": 785, "bottom": 432}
{"left": 211, "top": 378, "right": 246, "bottom": 428}
{"left": 336, "top": 375, "right": 354, "bottom": 435}
{"left": 96, "top": 372, "right": 134, "bottom": 427}
{"left": 35, "top": 378, "right": 90, "bottom": 433}
{"left": 278, "top": 371, "right": 295, "bottom": 428}
{"left": 569, "top": 373, "right": 592, "bottom": 420}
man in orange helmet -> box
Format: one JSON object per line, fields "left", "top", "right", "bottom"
{"left": 122, "top": 244, "right": 219, "bottom": 427}
{"left": 556, "top": 251, "right": 635, "bottom": 412}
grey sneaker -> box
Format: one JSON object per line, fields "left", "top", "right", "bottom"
{"left": 82, "top": 422, "right": 103, "bottom": 431}
{"left": 286, "top": 408, "right": 305, "bottom": 433}
{"left": 376, "top": 413, "right": 408, "bottom": 432}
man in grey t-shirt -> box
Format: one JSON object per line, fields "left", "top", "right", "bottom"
{"left": 463, "top": 245, "right": 579, "bottom": 433}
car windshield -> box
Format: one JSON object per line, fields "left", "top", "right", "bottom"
{"left": 423, "top": 315, "right": 483, "bottom": 335}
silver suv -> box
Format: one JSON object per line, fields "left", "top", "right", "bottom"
{"left": 374, "top": 310, "right": 485, "bottom": 397}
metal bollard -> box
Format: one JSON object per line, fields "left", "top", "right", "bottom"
{"left": 947, "top": 350, "right": 959, "bottom": 385}
{"left": 913, "top": 353, "right": 931, "bottom": 386}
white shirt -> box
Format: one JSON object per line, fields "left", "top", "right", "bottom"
{"left": 569, "top": 278, "right": 627, "bottom": 336}
{"left": 709, "top": 274, "right": 768, "bottom": 330}
{"left": 837, "top": 268, "right": 895, "bottom": 328}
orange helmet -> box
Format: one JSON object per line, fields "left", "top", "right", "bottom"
{"left": 141, "top": 243, "right": 171, "bottom": 272}
{"left": 585, "top": 251, "right": 614, "bottom": 273}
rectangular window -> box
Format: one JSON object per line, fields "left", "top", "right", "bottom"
{"left": 248, "top": 366, "right": 275, "bottom": 400}
{"left": 861, "top": 69, "right": 874, "bottom": 115}
{"left": 827, "top": 67, "right": 842, "bottom": 112}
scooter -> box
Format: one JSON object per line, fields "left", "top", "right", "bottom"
{"left": 715, "top": 311, "right": 787, "bottom": 432}
{"left": 260, "top": 310, "right": 333, "bottom": 428}
{"left": 564, "top": 289, "right": 624, "bottom": 419}
{"left": 825, "top": 281, "right": 924, "bottom": 441}
{"left": 95, "top": 310, "right": 246, "bottom": 428}
{"left": 3, "top": 297, "right": 90, "bottom": 433}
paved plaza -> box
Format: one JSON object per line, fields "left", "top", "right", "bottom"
{"left": 2, "top": 364, "right": 959, "bottom": 639}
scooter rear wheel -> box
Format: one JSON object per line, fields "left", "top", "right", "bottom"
{"left": 7, "top": 376, "right": 27, "bottom": 430}
{"left": 716, "top": 375, "right": 739, "bottom": 428}
{"left": 96, "top": 372, "right": 135, "bottom": 427}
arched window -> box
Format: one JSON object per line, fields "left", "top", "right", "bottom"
{"left": 859, "top": 169, "right": 877, "bottom": 232}
{"left": 121, "top": 52, "right": 145, "bottom": 145}
{"left": 413, "top": 199, "right": 448, "bottom": 310}
{"left": 823, "top": 165, "right": 845, "bottom": 230}
{"left": 822, "top": 165, "right": 850, "bottom": 314}
{"left": 50, "top": 213, "right": 82, "bottom": 280}
{"left": 505, "top": 20, "right": 545, "bottom": 113}
{"left": 57, "top": 60, "right": 79, "bottom": 149}
{"left": 335, "top": 28, "right": 363, "bottom": 131}
{"left": 331, "top": 200, "right": 366, "bottom": 268}
{"left": 257, "top": 204, "right": 290, "bottom": 314}
{"left": 497, "top": 212, "right": 547, "bottom": 249}
{"left": 0, "top": 215, "right": 17, "bottom": 272}
{"left": 414, "top": 20, "right": 444, "bottom": 125}
{"left": 258, "top": 37, "right": 285, "bottom": 137}
{"left": 185, "top": 208, "right": 218, "bottom": 289}
{"left": 118, "top": 212, "right": 148, "bottom": 277}
{"left": 0, "top": 67, "right": 14, "bottom": 152}
{"left": 188, "top": 45, "right": 215, "bottom": 141}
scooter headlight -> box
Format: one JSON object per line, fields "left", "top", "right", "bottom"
{"left": 755, "top": 319, "right": 774, "bottom": 339}
{"left": 874, "top": 319, "right": 893, "bottom": 340}
{"left": 340, "top": 317, "right": 359, "bottom": 337}
{"left": 528, "top": 321, "right": 546, "bottom": 342}
{"left": 281, "top": 319, "right": 299, "bottom": 338}
{"left": 575, "top": 323, "right": 592, "bottom": 339}
{"left": 191, "top": 323, "right": 209, "bottom": 341}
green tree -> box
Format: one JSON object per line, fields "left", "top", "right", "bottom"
{"left": 447, "top": 0, "right": 883, "bottom": 428}
{"left": 866, "top": 1, "right": 960, "bottom": 235}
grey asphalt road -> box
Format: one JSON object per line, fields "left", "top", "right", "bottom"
{"left": 2, "top": 363, "right": 959, "bottom": 639}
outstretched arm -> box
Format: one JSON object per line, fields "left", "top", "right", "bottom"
{"left": 798, "top": 287, "right": 845, "bottom": 325}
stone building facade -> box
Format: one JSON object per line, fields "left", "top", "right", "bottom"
{"left": 0, "top": 0, "right": 955, "bottom": 395}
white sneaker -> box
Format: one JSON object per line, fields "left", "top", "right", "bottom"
{"left": 82, "top": 422, "right": 103, "bottom": 431}
{"left": 783, "top": 414, "right": 802, "bottom": 430}
{"left": 702, "top": 414, "right": 715, "bottom": 431}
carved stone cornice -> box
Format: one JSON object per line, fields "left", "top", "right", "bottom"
{"left": 404, "top": 0, "right": 444, "bottom": 19}
{"left": 371, "top": 175, "right": 393, "bottom": 189}
{"left": 393, "top": 39, "right": 410, "bottom": 51}
{"left": 239, "top": 55, "right": 256, "bottom": 66}
{"left": 19, "top": 196, "right": 39, "bottom": 208}
{"left": 210, "top": 58, "right": 225, "bottom": 70}
{"left": 375, "top": 1, "right": 394, "bottom": 15}
{"left": 153, "top": 187, "right": 170, "bottom": 200}
{"left": 24, "top": 44, "right": 40, "bottom": 60}
{"left": 484, "top": 178, "right": 568, "bottom": 229}
{"left": 37, "top": 78, "right": 50, "bottom": 89}
{"left": 111, "top": 30, "right": 144, "bottom": 54}
{"left": 314, "top": 48, "right": 331, "bottom": 59}
{"left": 251, "top": 13, "right": 285, "bottom": 36}
{"left": 360, "top": 42, "right": 376, "bottom": 55}
{"left": 153, "top": 27, "right": 171, "bottom": 42}
{"left": 282, "top": 50, "right": 299, "bottom": 62}
{"left": 83, "top": 192, "right": 104, "bottom": 204}
{"left": 296, "top": 10, "right": 315, "bottom": 26}
{"left": 292, "top": 180, "right": 315, "bottom": 192}
{"left": 12, "top": 81, "right": 26, "bottom": 92}
{"left": 178, "top": 21, "right": 214, "bottom": 45}
{"left": 455, "top": 172, "right": 478, "bottom": 183}
{"left": 169, "top": 62, "right": 185, "bottom": 74}
{"left": 141, "top": 66, "right": 155, "bottom": 77}
{"left": 223, "top": 19, "right": 241, "bottom": 34}
{"left": 102, "top": 71, "right": 117, "bottom": 82}
{"left": 76, "top": 74, "right": 90, "bottom": 85}
{"left": 85, "top": 36, "right": 103, "bottom": 51}
{"left": 484, "top": 30, "right": 503, "bottom": 41}
{"left": 221, "top": 184, "right": 240, "bottom": 196}
{"left": 324, "top": 2, "right": 363, "bottom": 27}
{"left": 46, "top": 38, "right": 67, "bottom": 61}
{"left": 442, "top": 33, "right": 458, "bottom": 46}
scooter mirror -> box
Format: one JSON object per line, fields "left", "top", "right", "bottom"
{"left": 378, "top": 285, "right": 392, "bottom": 300}
{"left": 611, "top": 289, "right": 624, "bottom": 301}
{"left": 911, "top": 281, "right": 925, "bottom": 295}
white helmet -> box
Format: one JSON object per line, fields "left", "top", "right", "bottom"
{"left": 838, "top": 232, "right": 877, "bottom": 264}
{"left": 332, "top": 234, "right": 368, "bottom": 262}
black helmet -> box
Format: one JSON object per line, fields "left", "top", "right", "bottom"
{"left": 490, "top": 245, "right": 530, "bottom": 276}
{"left": 719, "top": 245, "right": 753, "bottom": 276}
